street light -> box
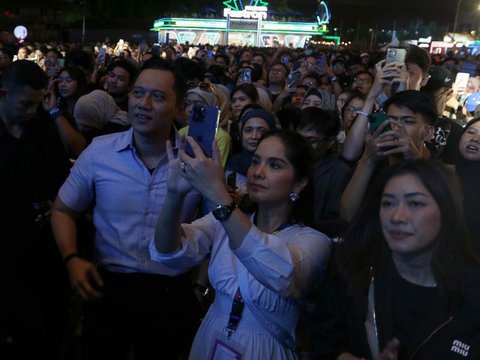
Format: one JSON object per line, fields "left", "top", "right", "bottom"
{"left": 82, "top": 1, "right": 86, "bottom": 43}
{"left": 453, "top": 0, "right": 462, "bottom": 37}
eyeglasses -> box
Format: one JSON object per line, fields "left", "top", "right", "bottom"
{"left": 344, "top": 106, "right": 363, "bottom": 113}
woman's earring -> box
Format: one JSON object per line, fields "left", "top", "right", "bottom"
{"left": 289, "top": 192, "right": 299, "bottom": 202}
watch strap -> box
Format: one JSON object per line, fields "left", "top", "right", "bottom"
{"left": 212, "top": 201, "right": 237, "bottom": 221}
{"left": 49, "top": 106, "right": 62, "bottom": 120}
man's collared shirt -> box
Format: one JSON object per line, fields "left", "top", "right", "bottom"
{"left": 58, "top": 128, "right": 202, "bottom": 275}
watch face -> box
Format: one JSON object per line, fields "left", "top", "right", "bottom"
{"left": 213, "top": 207, "right": 228, "bottom": 221}
{"left": 212, "top": 202, "right": 236, "bottom": 221}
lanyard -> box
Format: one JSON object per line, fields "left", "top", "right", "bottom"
{"left": 226, "top": 288, "right": 244, "bottom": 336}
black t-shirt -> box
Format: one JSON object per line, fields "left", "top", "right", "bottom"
{"left": 392, "top": 269, "right": 443, "bottom": 360}
{"left": 0, "top": 116, "right": 70, "bottom": 274}
{"left": 440, "top": 119, "right": 464, "bottom": 165}
{"left": 427, "top": 116, "right": 464, "bottom": 165}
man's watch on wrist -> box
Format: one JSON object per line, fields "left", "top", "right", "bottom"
{"left": 212, "top": 201, "right": 237, "bottom": 221}
{"left": 49, "top": 106, "right": 62, "bottom": 120}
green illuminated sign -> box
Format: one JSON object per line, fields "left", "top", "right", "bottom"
{"left": 223, "top": 0, "right": 268, "bottom": 11}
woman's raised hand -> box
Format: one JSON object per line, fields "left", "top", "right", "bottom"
{"left": 165, "top": 139, "right": 193, "bottom": 195}
{"left": 179, "top": 136, "right": 230, "bottom": 204}
{"left": 42, "top": 77, "right": 58, "bottom": 112}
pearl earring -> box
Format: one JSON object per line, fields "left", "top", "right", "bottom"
{"left": 289, "top": 192, "right": 299, "bottom": 202}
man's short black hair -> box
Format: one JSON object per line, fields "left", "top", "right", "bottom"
{"left": 214, "top": 53, "right": 230, "bottom": 66}
{"left": 405, "top": 44, "right": 431, "bottom": 75}
{"left": 270, "top": 62, "right": 289, "bottom": 75}
{"left": 1, "top": 60, "right": 47, "bottom": 91}
{"left": 302, "top": 71, "right": 321, "bottom": 83}
{"left": 384, "top": 90, "right": 437, "bottom": 126}
{"left": 354, "top": 70, "right": 374, "bottom": 82}
{"left": 138, "top": 57, "right": 186, "bottom": 105}
{"left": 297, "top": 107, "right": 340, "bottom": 138}
{"left": 65, "top": 47, "right": 94, "bottom": 73}
{"left": 253, "top": 52, "right": 266, "bottom": 63}
{"left": 175, "top": 57, "right": 205, "bottom": 82}
{"left": 106, "top": 59, "right": 138, "bottom": 86}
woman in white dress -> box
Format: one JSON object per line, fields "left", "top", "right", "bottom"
{"left": 150, "top": 129, "right": 331, "bottom": 359}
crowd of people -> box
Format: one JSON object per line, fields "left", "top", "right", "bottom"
{"left": 1, "top": 35, "right": 480, "bottom": 360}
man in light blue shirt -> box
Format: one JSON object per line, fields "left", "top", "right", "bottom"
{"left": 51, "top": 58, "right": 202, "bottom": 359}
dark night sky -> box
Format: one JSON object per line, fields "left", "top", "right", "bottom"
{"left": 3, "top": 0, "right": 475, "bottom": 34}
{"left": 164, "top": 0, "right": 469, "bottom": 30}
{"left": 285, "top": 0, "right": 458, "bottom": 28}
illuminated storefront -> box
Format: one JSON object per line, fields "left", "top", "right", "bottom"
{"left": 151, "top": 0, "right": 339, "bottom": 47}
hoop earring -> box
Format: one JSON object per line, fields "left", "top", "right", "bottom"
{"left": 289, "top": 192, "right": 299, "bottom": 202}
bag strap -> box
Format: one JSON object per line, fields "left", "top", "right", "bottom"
{"left": 242, "top": 292, "right": 296, "bottom": 350}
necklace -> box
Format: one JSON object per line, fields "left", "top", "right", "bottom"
{"left": 253, "top": 212, "right": 293, "bottom": 235}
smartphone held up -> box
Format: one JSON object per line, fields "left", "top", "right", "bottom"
{"left": 185, "top": 105, "right": 220, "bottom": 158}
{"left": 385, "top": 48, "right": 406, "bottom": 65}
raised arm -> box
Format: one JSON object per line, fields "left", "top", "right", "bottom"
{"left": 340, "top": 120, "right": 390, "bottom": 222}
{"left": 178, "top": 137, "right": 253, "bottom": 250}
{"left": 178, "top": 137, "right": 330, "bottom": 297}
{"left": 343, "top": 60, "right": 408, "bottom": 162}
{"left": 42, "top": 78, "right": 86, "bottom": 158}
{"left": 153, "top": 140, "right": 193, "bottom": 254}
{"left": 342, "top": 62, "right": 387, "bottom": 161}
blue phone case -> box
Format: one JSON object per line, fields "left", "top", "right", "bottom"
{"left": 186, "top": 105, "right": 219, "bottom": 158}
{"left": 317, "top": 56, "right": 326, "bottom": 69}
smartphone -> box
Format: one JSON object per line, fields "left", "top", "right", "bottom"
{"left": 207, "top": 50, "right": 213, "bottom": 59}
{"left": 455, "top": 72, "right": 470, "bottom": 89}
{"left": 368, "top": 111, "right": 389, "bottom": 133}
{"left": 226, "top": 172, "right": 237, "bottom": 188}
{"left": 385, "top": 48, "right": 406, "bottom": 64}
{"left": 368, "top": 111, "right": 396, "bottom": 152}
{"left": 291, "top": 61, "right": 301, "bottom": 72}
{"left": 317, "top": 55, "right": 327, "bottom": 69}
{"left": 286, "top": 71, "right": 302, "bottom": 89}
{"left": 98, "top": 45, "right": 106, "bottom": 65}
{"left": 240, "top": 68, "right": 252, "bottom": 83}
{"left": 186, "top": 105, "right": 219, "bottom": 158}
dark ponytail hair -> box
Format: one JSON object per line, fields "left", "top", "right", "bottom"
{"left": 257, "top": 129, "right": 316, "bottom": 225}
